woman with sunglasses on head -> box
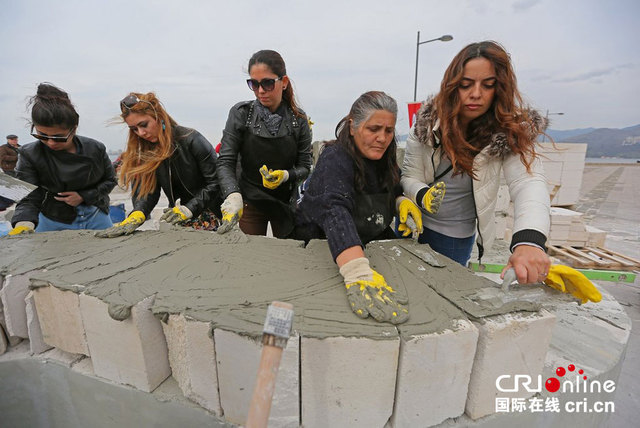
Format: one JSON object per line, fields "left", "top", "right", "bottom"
{"left": 96, "top": 92, "right": 222, "bottom": 238}
{"left": 402, "top": 41, "right": 551, "bottom": 285}
{"left": 216, "top": 49, "right": 312, "bottom": 237}
{"left": 294, "top": 91, "right": 423, "bottom": 325}
{"left": 8, "top": 83, "right": 116, "bottom": 235}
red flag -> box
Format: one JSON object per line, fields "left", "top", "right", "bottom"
{"left": 408, "top": 102, "right": 422, "bottom": 128}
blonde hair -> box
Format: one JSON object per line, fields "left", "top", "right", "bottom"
{"left": 119, "top": 92, "right": 177, "bottom": 198}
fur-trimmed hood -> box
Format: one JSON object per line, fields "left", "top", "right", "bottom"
{"left": 413, "top": 97, "right": 547, "bottom": 158}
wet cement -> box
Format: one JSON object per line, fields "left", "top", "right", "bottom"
{"left": 0, "top": 229, "right": 543, "bottom": 340}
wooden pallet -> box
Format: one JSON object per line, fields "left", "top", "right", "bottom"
{"left": 548, "top": 245, "right": 640, "bottom": 270}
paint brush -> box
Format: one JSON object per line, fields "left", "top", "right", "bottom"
{"left": 246, "top": 301, "right": 294, "bottom": 428}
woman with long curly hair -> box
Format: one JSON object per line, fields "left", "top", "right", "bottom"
{"left": 216, "top": 49, "right": 312, "bottom": 237}
{"left": 96, "top": 92, "right": 221, "bottom": 237}
{"left": 402, "top": 40, "right": 550, "bottom": 284}
{"left": 295, "top": 91, "right": 423, "bottom": 324}
{"left": 9, "top": 83, "right": 116, "bottom": 235}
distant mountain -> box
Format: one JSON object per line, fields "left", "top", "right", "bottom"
{"left": 540, "top": 124, "right": 640, "bottom": 158}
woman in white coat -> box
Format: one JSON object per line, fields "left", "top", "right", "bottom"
{"left": 402, "top": 40, "right": 550, "bottom": 285}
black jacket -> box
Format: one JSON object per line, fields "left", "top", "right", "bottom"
{"left": 132, "top": 126, "right": 222, "bottom": 219}
{"left": 295, "top": 143, "right": 401, "bottom": 260}
{"left": 217, "top": 100, "right": 312, "bottom": 200}
{"left": 13, "top": 136, "right": 116, "bottom": 226}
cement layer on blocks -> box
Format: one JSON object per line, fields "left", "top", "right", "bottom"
{"left": 465, "top": 309, "right": 557, "bottom": 420}
{"left": 392, "top": 320, "right": 479, "bottom": 427}
{"left": 0, "top": 273, "right": 33, "bottom": 338}
{"left": 301, "top": 336, "right": 399, "bottom": 428}
{"left": 162, "top": 314, "right": 222, "bottom": 416}
{"left": 79, "top": 294, "right": 170, "bottom": 392}
{"left": 214, "top": 328, "right": 299, "bottom": 427}
{"left": 24, "top": 290, "right": 52, "bottom": 355}
{"left": 33, "top": 285, "right": 89, "bottom": 356}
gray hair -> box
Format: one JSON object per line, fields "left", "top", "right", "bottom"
{"left": 350, "top": 91, "right": 398, "bottom": 130}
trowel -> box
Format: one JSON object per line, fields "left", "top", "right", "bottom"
{"left": 0, "top": 172, "right": 37, "bottom": 202}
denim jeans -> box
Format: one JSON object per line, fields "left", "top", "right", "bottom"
{"left": 394, "top": 218, "right": 474, "bottom": 266}
{"left": 36, "top": 205, "right": 113, "bottom": 232}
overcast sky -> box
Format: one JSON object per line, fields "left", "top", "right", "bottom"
{"left": 1, "top": 0, "right": 638, "bottom": 151}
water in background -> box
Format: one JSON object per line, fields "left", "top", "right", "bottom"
{"left": 585, "top": 158, "right": 640, "bottom": 164}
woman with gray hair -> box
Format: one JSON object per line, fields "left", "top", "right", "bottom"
{"left": 294, "top": 91, "right": 422, "bottom": 325}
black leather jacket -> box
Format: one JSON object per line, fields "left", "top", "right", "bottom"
{"left": 13, "top": 136, "right": 117, "bottom": 226}
{"left": 217, "top": 100, "right": 312, "bottom": 200}
{"left": 132, "top": 126, "right": 222, "bottom": 219}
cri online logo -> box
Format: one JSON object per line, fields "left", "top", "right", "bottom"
{"left": 496, "top": 364, "right": 616, "bottom": 394}
{"left": 545, "top": 364, "right": 586, "bottom": 393}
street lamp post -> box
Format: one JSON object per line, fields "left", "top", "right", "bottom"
{"left": 543, "top": 110, "right": 564, "bottom": 142}
{"left": 413, "top": 32, "right": 453, "bottom": 102}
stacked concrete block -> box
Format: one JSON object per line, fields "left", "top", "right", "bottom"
{"left": 465, "top": 310, "right": 556, "bottom": 420}
{"left": 24, "top": 291, "right": 52, "bottom": 354}
{"left": 549, "top": 207, "right": 586, "bottom": 247}
{"left": 391, "top": 320, "right": 479, "bottom": 427}
{"left": 78, "top": 294, "right": 170, "bottom": 392}
{"left": 494, "top": 185, "right": 510, "bottom": 241}
{"left": 33, "top": 285, "right": 89, "bottom": 355}
{"left": 215, "top": 328, "right": 299, "bottom": 427}
{"left": 301, "top": 336, "right": 399, "bottom": 428}
{"left": 538, "top": 143, "right": 587, "bottom": 207}
{"left": 162, "top": 314, "right": 222, "bottom": 416}
{"left": 586, "top": 225, "right": 607, "bottom": 247}
{"left": 0, "top": 274, "right": 32, "bottom": 338}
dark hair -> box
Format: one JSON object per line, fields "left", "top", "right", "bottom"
{"left": 329, "top": 91, "right": 399, "bottom": 192}
{"left": 28, "top": 83, "right": 79, "bottom": 129}
{"left": 435, "top": 40, "right": 538, "bottom": 177}
{"left": 248, "top": 50, "right": 305, "bottom": 118}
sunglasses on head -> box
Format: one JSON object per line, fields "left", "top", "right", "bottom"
{"left": 30, "top": 125, "right": 76, "bottom": 143}
{"left": 120, "top": 94, "right": 158, "bottom": 119}
{"left": 246, "top": 76, "right": 283, "bottom": 92}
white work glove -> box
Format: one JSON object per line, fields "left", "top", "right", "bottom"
{"left": 217, "top": 192, "right": 244, "bottom": 234}
{"left": 160, "top": 198, "right": 193, "bottom": 225}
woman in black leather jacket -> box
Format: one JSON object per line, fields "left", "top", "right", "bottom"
{"left": 216, "top": 50, "right": 312, "bottom": 238}
{"left": 9, "top": 83, "right": 116, "bottom": 235}
{"left": 96, "top": 92, "right": 221, "bottom": 238}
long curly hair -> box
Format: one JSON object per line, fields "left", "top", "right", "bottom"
{"left": 435, "top": 40, "right": 539, "bottom": 178}
{"left": 118, "top": 92, "right": 177, "bottom": 199}
{"left": 328, "top": 91, "right": 399, "bottom": 192}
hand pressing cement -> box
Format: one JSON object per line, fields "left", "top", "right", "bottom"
{"left": 340, "top": 257, "right": 409, "bottom": 324}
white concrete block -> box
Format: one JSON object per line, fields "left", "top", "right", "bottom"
{"left": 0, "top": 273, "right": 32, "bottom": 338}
{"left": 24, "top": 290, "right": 52, "bottom": 354}
{"left": 79, "top": 294, "right": 170, "bottom": 392}
{"left": 163, "top": 314, "right": 222, "bottom": 416}
{"left": 215, "top": 328, "right": 299, "bottom": 427}
{"left": 33, "top": 285, "right": 89, "bottom": 355}
{"left": 301, "top": 336, "right": 399, "bottom": 428}
{"left": 392, "top": 320, "right": 479, "bottom": 427}
{"left": 465, "top": 309, "right": 556, "bottom": 420}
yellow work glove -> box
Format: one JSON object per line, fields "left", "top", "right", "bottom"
{"left": 95, "top": 211, "right": 146, "bottom": 238}
{"left": 339, "top": 257, "right": 409, "bottom": 324}
{"left": 544, "top": 265, "right": 602, "bottom": 304}
{"left": 8, "top": 221, "right": 35, "bottom": 236}
{"left": 259, "top": 165, "right": 289, "bottom": 190}
{"left": 217, "top": 192, "right": 243, "bottom": 234}
{"left": 160, "top": 199, "right": 193, "bottom": 225}
{"left": 421, "top": 181, "right": 446, "bottom": 214}
{"left": 396, "top": 196, "right": 423, "bottom": 238}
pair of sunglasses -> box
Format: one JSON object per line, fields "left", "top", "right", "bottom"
{"left": 31, "top": 125, "right": 76, "bottom": 143}
{"left": 246, "top": 76, "right": 283, "bottom": 92}
{"left": 120, "top": 94, "right": 158, "bottom": 119}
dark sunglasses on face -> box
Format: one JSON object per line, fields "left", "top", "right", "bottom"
{"left": 30, "top": 126, "right": 76, "bottom": 143}
{"left": 246, "top": 76, "right": 283, "bottom": 92}
{"left": 120, "top": 94, "right": 158, "bottom": 119}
